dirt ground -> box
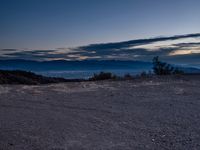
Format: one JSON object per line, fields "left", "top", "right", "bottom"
{"left": 0, "top": 75, "right": 200, "bottom": 150}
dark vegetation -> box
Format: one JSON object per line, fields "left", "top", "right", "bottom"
{"left": 152, "top": 56, "right": 184, "bottom": 75}
{"left": 89, "top": 57, "right": 185, "bottom": 81}
{"left": 89, "top": 72, "right": 117, "bottom": 81}
{"left": 0, "top": 70, "right": 84, "bottom": 85}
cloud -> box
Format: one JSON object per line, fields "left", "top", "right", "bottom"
{"left": 71, "top": 33, "right": 200, "bottom": 65}
{"left": 0, "top": 33, "right": 200, "bottom": 66}
{"left": 130, "top": 38, "right": 200, "bottom": 51}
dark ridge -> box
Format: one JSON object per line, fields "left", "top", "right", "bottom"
{"left": 0, "top": 70, "right": 84, "bottom": 85}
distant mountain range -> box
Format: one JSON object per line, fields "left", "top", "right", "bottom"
{"left": 0, "top": 59, "right": 200, "bottom": 78}
{"left": 0, "top": 59, "right": 152, "bottom": 71}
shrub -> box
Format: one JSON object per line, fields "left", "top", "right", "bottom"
{"left": 89, "top": 72, "right": 117, "bottom": 81}
{"left": 152, "top": 56, "right": 184, "bottom": 75}
{"left": 124, "top": 73, "right": 133, "bottom": 79}
{"left": 140, "top": 71, "right": 148, "bottom": 77}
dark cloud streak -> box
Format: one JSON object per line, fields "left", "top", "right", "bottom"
{"left": 0, "top": 33, "right": 200, "bottom": 67}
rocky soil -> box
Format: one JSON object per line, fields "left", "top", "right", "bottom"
{"left": 0, "top": 75, "right": 200, "bottom": 150}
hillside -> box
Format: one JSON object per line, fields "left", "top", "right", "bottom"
{"left": 0, "top": 70, "right": 78, "bottom": 84}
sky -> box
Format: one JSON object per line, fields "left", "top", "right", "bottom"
{"left": 0, "top": 0, "right": 200, "bottom": 65}
{"left": 1, "top": 0, "right": 200, "bottom": 49}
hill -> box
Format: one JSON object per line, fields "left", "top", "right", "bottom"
{"left": 0, "top": 70, "right": 81, "bottom": 85}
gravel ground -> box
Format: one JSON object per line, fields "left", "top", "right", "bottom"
{"left": 0, "top": 75, "right": 200, "bottom": 150}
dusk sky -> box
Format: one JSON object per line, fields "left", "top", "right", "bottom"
{"left": 0, "top": 0, "right": 200, "bottom": 65}
{"left": 1, "top": 0, "right": 200, "bottom": 49}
